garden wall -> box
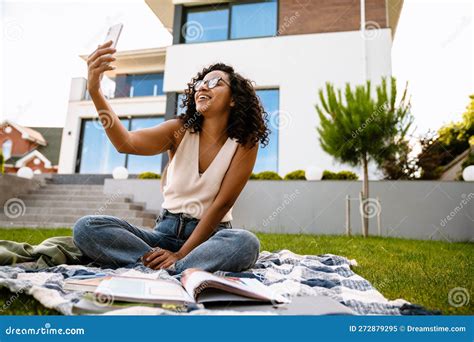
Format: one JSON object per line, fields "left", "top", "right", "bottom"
{"left": 104, "top": 179, "right": 473, "bottom": 242}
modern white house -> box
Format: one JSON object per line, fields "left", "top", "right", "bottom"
{"left": 58, "top": 0, "right": 403, "bottom": 177}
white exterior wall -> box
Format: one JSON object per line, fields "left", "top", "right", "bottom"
{"left": 163, "top": 29, "right": 393, "bottom": 177}
{"left": 58, "top": 78, "right": 166, "bottom": 174}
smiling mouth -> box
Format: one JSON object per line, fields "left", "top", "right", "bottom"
{"left": 197, "top": 95, "right": 211, "bottom": 101}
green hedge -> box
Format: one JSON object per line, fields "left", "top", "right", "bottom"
{"left": 322, "top": 170, "right": 358, "bottom": 180}
{"left": 250, "top": 171, "right": 282, "bottom": 180}
{"left": 248, "top": 169, "right": 358, "bottom": 180}
{"left": 284, "top": 169, "right": 306, "bottom": 180}
{"left": 137, "top": 172, "right": 161, "bottom": 179}
{"left": 0, "top": 152, "right": 4, "bottom": 175}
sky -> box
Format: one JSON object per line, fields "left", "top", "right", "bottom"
{"left": 1, "top": 0, "right": 473, "bottom": 139}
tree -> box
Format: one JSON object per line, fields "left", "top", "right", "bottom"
{"left": 416, "top": 94, "right": 474, "bottom": 179}
{"left": 316, "top": 77, "right": 413, "bottom": 236}
{"left": 380, "top": 138, "right": 418, "bottom": 180}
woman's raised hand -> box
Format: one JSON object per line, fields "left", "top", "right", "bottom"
{"left": 86, "top": 40, "right": 116, "bottom": 95}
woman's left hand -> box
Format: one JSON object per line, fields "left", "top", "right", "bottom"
{"left": 142, "top": 247, "right": 182, "bottom": 270}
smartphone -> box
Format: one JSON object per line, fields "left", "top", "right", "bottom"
{"left": 104, "top": 23, "right": 123, "bottom": 49}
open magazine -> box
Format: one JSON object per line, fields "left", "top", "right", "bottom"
{"left": 92, "top": 268, "right": 290, "bottom": 305}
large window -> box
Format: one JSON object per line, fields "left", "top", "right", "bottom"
{"left": 174, "top": 89, "right": 279, "bottom": 173}
{"left": 184, "top": 5, "right": 229, "bottom": 43}
{"left": 181, "top": 0, "right": 277, "bottom": 43}
{"left": 77, "top": 116, "right": 164, "bottom": 174}
{"left": 254, "top": 89, "right": 279, "bottom": 173}
{"left": 127, "top": 117, "right": 164, "bottom": 174}
{"left": 114, "top": 73, "right": 164, "bottom": 98}
{"left": 231, "top": 1, "right": 278, "bottom": 39}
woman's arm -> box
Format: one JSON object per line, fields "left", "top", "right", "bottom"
{"left": 90, "top": 90, "right": 181, "bottom": 155}
{"left": 87, "top": 41, "right": 180, "bottom": 155}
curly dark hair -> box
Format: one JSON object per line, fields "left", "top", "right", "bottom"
{"left": 177, "top": 63, "right": 270, "bottom": 148}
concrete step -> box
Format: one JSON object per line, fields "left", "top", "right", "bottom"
{"left": 0, "top": 214, "right": 156, "bottom": 228}
{"left": 28, "top": 189, "right": 106, "bottom": 196}
{"left": 19, "top": 194, "right": 133, "bottom": 202}
{"left": 15, "top": 207, "right": 157, "bottom": 219}
{"left": 44, "top": 174, "right": 114, "bottom": 185}
{"left": 42, "top": 185, "right": 105, "bottom": 190}
{"left": 21, "top": 199, "right": 145, "bottom": 210}
{"left": 2, "top": 182, "right": 156, "bottom": 229}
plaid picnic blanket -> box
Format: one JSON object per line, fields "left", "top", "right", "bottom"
{"left": 0, "top": 248, "right": 432, "bottom": 316}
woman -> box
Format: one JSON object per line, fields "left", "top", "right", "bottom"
{"left": 73, "top": 40, "right": 270, "bottom": 274}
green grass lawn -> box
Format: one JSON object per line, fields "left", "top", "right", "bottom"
{"left": 0, "top": 228, "right": 472, "bottom": 315}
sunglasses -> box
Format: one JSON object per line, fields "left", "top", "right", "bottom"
{"left": 193, "top": 76, "right": 231, "bottom": 91}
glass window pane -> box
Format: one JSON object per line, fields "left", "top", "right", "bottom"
{"left": 184, "top": 7, "right": 229, "bottom": 43}
{"left": 114, "top": 73, "right": 164, "bottom": 98}
{"left": 231, "top": 1, "right": 277, "bottom": 39}
{"left": 2, "top": 139, "right": 12, "bottom": 160}
{"left": 254, "top": 89, "right": 279, "bottom": 173}
{"left": 114, "top": 75, "right": 130, "bottom": 98}
{"left": 130, "top": 73, "right": 164, "bottom": 97}
{"left": 78, "top": 119, "right": 129, "bottom": 173}
{"left": 127, "top": 117, "right": 165, "bottom": 174}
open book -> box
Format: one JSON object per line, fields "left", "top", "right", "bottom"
{"left": 93, "top": 268, "right": 290, "bottom": 305}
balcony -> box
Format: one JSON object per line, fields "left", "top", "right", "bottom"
{"left": 83, "top": 73, "right": 164, "bottom": 101}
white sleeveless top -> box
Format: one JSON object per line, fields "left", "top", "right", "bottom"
{"left": 160, "top": 128, "right": 239, "bottom": 222}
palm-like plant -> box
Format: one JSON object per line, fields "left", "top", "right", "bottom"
{"left": 316, "top": 77, "right": 413, "bottom": 236}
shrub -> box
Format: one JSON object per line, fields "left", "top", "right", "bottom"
{"left": 138, "top": 172, "right": 161, "bottom": 179}
{"left": 322, "top": 170, "right": 358, "bottom": 180}
{"left": 252, "top": 171, "right": 282, "bottom": 180}
{"left": 249, "top": 173, "right": 258, "bottom": 180}
{"left": 0, "top": 152, "right": 4, "bottom": 174}
{"left": 337, "top": 170, "right": 359, "bottom": 180}
{"left": 417, "top": 94, "right": 474, "bottom": 179}
{"left": 284, "top": 169, "right": 306, "bottom": 180}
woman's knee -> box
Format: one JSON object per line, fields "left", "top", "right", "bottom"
{"left": 72, "top": 215, "right": 103, "bottom": 246}
{"left": 231, "top": 229, "right": 260, "bottom": 266}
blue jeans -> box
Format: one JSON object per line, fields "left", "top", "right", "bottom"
{"left": 72, "top": 209, "right": 260, "bottom": 274}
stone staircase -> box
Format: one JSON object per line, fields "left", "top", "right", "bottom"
{"left": 0, "top": 183, "right": 158, "bottom": 229}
